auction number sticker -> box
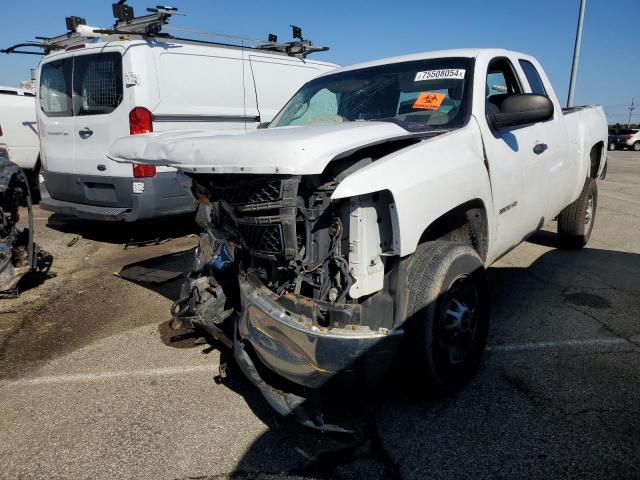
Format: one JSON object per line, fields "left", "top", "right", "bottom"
{"left": 414, "top": 69, "right": 466, "bottom": 81}
{"left": 413, "top": 92, "right": 446, "bottom": 110}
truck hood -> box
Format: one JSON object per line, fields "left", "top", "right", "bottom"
{"left": 107, "top": 122, "right": 427, "bottom": 175}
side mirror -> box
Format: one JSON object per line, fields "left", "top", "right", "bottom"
{"left": 257, "top": 122, "right": 270, "bottom": 129}
{"left": 489, "top": 93, "right": 554, "bottom": 130}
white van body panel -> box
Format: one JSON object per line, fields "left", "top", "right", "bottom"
{"left": 0, "top": 87, "right": 39, "bottom": 170}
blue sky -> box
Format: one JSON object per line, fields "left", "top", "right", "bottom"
{"left": 1, "top": 0, "right": 638, "bottom": 124}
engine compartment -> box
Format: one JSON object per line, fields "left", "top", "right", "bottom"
{"left": 188, "top": 157, "right": 383, "bottom": 306}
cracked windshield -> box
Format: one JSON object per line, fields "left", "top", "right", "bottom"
{"left": 271, "top": 57, "right": 473, "bottom": 132}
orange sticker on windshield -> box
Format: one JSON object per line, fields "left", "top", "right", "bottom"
{"left": 413, "top": 92, "right": 445, "bottom": 110}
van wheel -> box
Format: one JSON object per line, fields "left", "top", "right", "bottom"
{"left": 404, "top": 241, "right": 490, "bottom": 393}
{"left": 557, "top": 177, "right": 597, "bottom": 249}
{"left": 633, "top": 142, "right": 640, "bottom": 152}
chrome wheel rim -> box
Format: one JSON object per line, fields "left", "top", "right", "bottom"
{"left": 585, "top": 193, "right": 594, "bottom": 230}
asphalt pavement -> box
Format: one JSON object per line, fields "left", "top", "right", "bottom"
{"left": 0, "top": 150, "right": 638, "bottom": 479}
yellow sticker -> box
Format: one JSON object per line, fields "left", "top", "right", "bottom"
{"left": 412, "top": 92, "right": 445, "bottom": 110}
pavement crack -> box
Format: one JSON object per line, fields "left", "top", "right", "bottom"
{"left": 564, "top": 303, "right": 640, "bottom": 349}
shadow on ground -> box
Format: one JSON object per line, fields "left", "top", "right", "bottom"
{"left": 46, "top": 213, "right": 199, "bottom": 246}
{"left": 165, "top": 245, "right": 640, "bottom": 479}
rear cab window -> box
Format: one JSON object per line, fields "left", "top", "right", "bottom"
{"left": 39, "top": 51, "right": 123, "bottom": 118}
{"left": 518, "top": 60, "right": 547, "bottom": 96}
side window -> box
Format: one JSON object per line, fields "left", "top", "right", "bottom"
{"left": 73, "top": 52, "right": 123, "bottom": 116}
{"left": 40, "top": 58, "right": 73, "bottom": 117}
{"left": 486, "top": 58, "right": 522, "bottom": 99}
{"left": 518, "top": 60, "right": 547, "bottom": 96}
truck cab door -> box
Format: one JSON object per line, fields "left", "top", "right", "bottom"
{"left": 479, "top": 57, "right": 545, "bottom": 259}
{"left": 516, "top": 58, "right": 571, "bottom": 221}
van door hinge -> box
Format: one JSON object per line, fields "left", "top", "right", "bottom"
{"left": 124, "top": 72, "right": 139, "bottom": 86}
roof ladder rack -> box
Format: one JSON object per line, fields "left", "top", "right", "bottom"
{"left": 256, "top": 25, "right": 328, "bottom": 58}
{"left": 2, "top": 6, "right": 329, "bottom": 59}
{"left": 102, "top": 1, "right": 183, "bottom": 36}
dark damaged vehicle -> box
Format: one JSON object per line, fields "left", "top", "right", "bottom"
{"left": 108, "top": 49, "right": 608, "bottom": 429}
{"left": 0, "top": 145, "right": 52, "bottom": 294}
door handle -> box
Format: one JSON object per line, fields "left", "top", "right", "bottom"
{"left": 533, "top": 142, "right": 548, "bottom": 155}
{"left": 79, "top": 127, "right": 93, "bottom": 138}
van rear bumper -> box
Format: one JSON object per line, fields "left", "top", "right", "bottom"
{"left": 40, "top": 171, "right": 196, "bottom": 222}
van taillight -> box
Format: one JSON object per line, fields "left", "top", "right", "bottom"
{"left": 628, "top": 134, "right": 635, "bottom": 139}
{"left": 133, "top": 164, "right": 156, "bottom": 178}
{"left": 129, "top": 107, "right": 153, "bottom": 135}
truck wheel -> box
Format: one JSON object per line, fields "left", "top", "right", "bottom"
{"left": 633, "top": 142, "right": 640, "bottom": 152}
{"left": 557, "top": 177, "right": 597, "bottom": 249}
{"left": 404, "top": 241, "right": 490, "bottom": 393}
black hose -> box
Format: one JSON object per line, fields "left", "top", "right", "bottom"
{"left": 333, "top": 256, "right": 353, "bottom": 304}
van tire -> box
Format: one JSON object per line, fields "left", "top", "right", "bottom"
{"left": 404, "top": 241, "right": 490, "bottom": 393}
{"left": 633, "top": 141, "right": 640, "bottom": 152}
{"left": 557, "top": 177, "right": 597, "bottom": 249}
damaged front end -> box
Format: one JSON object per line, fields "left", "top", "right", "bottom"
{"left": 0, "top": 149, "right": 52, "bottom": 295}
{"left": 172, "top": 161, "right": 405, "bottom": 430}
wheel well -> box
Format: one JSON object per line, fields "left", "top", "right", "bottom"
{"left": 589, "top": 142, "right": 604, "bottom": 178}
{"left": 418, "top": 200, "right": 488, "bottom": 261}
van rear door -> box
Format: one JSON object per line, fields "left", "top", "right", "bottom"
{"left": 72, "top": 49, "right": 130, "bottom": 177}
{"left": 38, "top": 56, "right": 74, "bottom": 174}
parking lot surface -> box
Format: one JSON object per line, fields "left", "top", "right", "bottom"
{"left": 0, "top": 150, "right": 639, "bottom": 479}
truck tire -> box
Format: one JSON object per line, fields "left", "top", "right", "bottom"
{"left": 557, "top": 177, "right": 597, "bottom": 249}
{"left": 633, "top": 141, "right": 640, "bottom": 152}
{"left": 404, "top": 241, "right": 490, "bottom": 393}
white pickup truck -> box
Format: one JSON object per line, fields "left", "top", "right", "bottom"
{"left": 110, "top": 48, "right": 608, "bottom": 430}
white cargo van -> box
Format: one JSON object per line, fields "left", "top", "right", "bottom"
{"left": 0, "top": 87, "right": 40, "bottom": 188}
{"left": 14, "top": 9, "right": 337, "bottom": 221}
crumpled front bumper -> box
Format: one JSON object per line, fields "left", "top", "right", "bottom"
{"left": 235, "top": 272, "right": 403, "bottom": 390}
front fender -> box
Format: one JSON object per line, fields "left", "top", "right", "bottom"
{"left": 331, "top": 123, "right": 494, "bottom": 257}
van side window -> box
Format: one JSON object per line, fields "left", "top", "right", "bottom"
{"left": 40, "top": 59, "right": 73, "bottom": 117}
{"left": 518, "top": 60, "right": 547, "bottom": 95}
{"left": 74, "top": 52, "right": 123, "bottom": 116}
